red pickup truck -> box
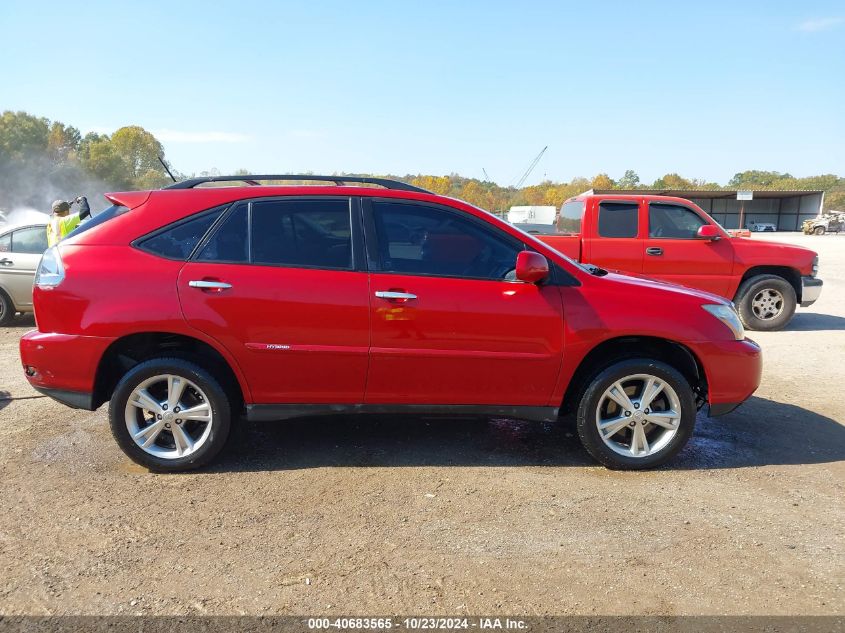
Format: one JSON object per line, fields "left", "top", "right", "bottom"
{"left": 538, "top": 194, "right": 822, "bottom": 331}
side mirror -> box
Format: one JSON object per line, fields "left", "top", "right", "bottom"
{"left": 696, "top": 224, "right": 721, "bottom": 241}
{"left": 515, "top": 251, "right": 549, "bottom": 283}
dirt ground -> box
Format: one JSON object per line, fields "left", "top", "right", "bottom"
{"left": 0, "top": 232, "right": 842, "bottom": 617}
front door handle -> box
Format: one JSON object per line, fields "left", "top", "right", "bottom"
{"left": 189, "top": 280, "right": 232, "bottom": 290}
{"left": 375, "top": 290, "right": 417, "bottom": 301}
{"left": 0, "top": 258, "right": 12, "bottom": 266}
{"left": 646, "top": 247, "right": 663, "bottom": 256}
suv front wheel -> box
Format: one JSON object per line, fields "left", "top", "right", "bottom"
{"left": 576, "top": 359, "right": 696, "bottom": 469}
{"left": 109, "top": 358, "right": 232, "bottom": 472}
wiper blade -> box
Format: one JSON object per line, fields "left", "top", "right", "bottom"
{"left": 584, "top": 263, "right": 609, "bottom": 276}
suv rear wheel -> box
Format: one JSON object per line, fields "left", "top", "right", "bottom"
{"left": 576, "top": 359, "right": 696, "bottom": 469}
{"left": 109, "top": 358, "right": 232, "bottom": 472}
{"left": 735, "top": 274, "right": 796, "bottom": 331}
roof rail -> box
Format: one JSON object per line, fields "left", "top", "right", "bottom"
{"left": 163, "top": 174, "right": 430, "bottom": 193}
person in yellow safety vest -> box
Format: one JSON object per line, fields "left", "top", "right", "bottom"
{"left": 47, "top": 196, "right": 91, "bottom": 247}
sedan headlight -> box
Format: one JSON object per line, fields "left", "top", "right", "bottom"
{"left": 702, "top": 304, "right": 744, "bottom": 340}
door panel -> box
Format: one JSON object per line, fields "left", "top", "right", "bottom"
{"left": 178, "top": 263, "right": 369, "bottom": 403}
{"left": 363, "top": 198, "right": 565, "bottom": 406}
{"left": 367, "top": 274, "right": 564, "bottom": 405}
{"left": 582, "top": 200, "right": 644, "bottom": 274}
{"left": 0, "top": 253, "right": 39, "bottom": 309}
{"left": 643, "top": 202, "right": 735, "bottom": 296}
{"left": 176, "top": 197, "right": 369, "bottom": 404}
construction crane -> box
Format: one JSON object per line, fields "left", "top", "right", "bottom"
{"left": 512, "top": 146, "right": 548, "bottom": 189}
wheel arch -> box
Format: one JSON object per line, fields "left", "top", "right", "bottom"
{"left": 736, "top": 266, "right": 802, "bottom": 302}
{"left": 560, "top": 336, "right": 707, "bottom": 416}
{"left": 92, "top": 331, "right": 248, "bottom": 410}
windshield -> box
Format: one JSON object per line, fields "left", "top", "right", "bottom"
{"left": 557, "top": 200, "right": 584, "bottom": 234}
{"left": 65, "top": 204, "right": 129, "bottom": 240}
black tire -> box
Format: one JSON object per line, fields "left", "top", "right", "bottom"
{"left": 576, "top": 358, "right": 696, "bottom": 470}
{"left": 735, "top": 274, "right": 796, "bottom": 331}
{"left": 0, "top": 290, "right": 14, "bottom": 326}
{"left": 813, "top": 226, "right": 825, "bottom": 236}
{"left": 109, "top": 357, "right": 232, "bottom": 472}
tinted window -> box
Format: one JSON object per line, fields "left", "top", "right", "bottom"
{"left": 372, "top": 201, "right": 521, "bottom": 280}
{"left": 251, "top": 199, "right": 352, "bottom": 269}
{"left": 557, "top": 200, "right": 583, "bottom": 234}
{"left": 66, "top": 204, "right": 129, "bottom": 240}
{"left": 140, "top": 209, "right": 223, "bottom": 260}
{"left": 0, "top": 233, "right": 10, "bottom": 253}
{"left": 12, "top": 227, "right": 48, "bottom": 254}
{"left": 649, "top": 203, "right": 706, "bottom": 239}
{"left": 196, "top": 204, "right": 248, "bottom": 263}
{"left": 598, "top": 202, "right": 638, "bottom": 238}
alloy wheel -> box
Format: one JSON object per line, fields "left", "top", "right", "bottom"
{"left": 595, "top": 374, "right": 682, "bottom": 458}
{"left": 124, "top": 374, "right": 213, "bottom": 459}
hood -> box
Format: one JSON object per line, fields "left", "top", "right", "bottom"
{"left": 730, "top": 236, "right": 817, "bottom": 272}
{"left": 599, "top": 271, "right": 731, "bottom": 305}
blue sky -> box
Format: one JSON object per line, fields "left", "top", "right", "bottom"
{"left": 1, "top": 0, "right": 843, "bottom": 185}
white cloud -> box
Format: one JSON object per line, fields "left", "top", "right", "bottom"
{"left": 153, "top": 129, "right": 251, "bottom": 143}
{"left": 797, "top": 16, "right": 844, "bottom": 32}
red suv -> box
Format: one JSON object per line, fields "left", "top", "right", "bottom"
{"left": 20, "top": 175, "right": 762, "bottom": 471}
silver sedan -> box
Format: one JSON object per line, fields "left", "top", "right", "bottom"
{"left": 0, "top": 223, "right": 48, "bottom": 325}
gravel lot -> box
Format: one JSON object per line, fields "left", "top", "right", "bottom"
{"left": 0, "top": 232, "right": 842, "bottom": 616}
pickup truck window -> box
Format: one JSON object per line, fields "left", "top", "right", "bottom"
{"left": 649, "top": 203, "right": 706, "bottom": 239}
{"left": 598, "top": 202, "right": 639, "bottom": 238}
{"left": 557, "top": 200, "right": 583, "bottom": 234}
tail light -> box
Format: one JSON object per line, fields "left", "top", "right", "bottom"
{"left": 35, "top": 247, "right": 65, "bottom": 288}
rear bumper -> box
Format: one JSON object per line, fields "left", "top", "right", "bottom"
{"left": 20, "top": 330, "right": 114, "bottom": 409}
{"left": 31, "top": 386, "right": 96, "bottom": 410}
{"left": 801, "top": 276, "right": 823, "bottom": 307}
{"left": 692, "top": 338, "right": 762, "bottom": 416}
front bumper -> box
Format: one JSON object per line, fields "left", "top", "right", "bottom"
{"left": 692, "top": 338, "right": 762, "bottom": 417}
{"left": 801, "top": 276, "right": 823, "bottom": 307}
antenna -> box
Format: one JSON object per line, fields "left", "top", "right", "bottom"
{"left": 158, "top": 156, "right": 177, "bottom": 183}
{"left": 513, "top": 146, "right": 548, "bottom": 189}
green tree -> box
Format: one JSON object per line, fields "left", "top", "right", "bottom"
{"left": 728, "top": 170, "right": 792, "bottom": 188}
{"left": 0, "top": 111, "right": 50, "bottom": 161}
{"left": 617, "top": 169, "right": 640, "bottom": 189}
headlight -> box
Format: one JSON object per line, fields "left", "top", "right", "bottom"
{"left": 35, "top": 247, "right": 65, "bottom": 288}
{"left": 812, "top": 256, "right": 819, "bottom": 278}
{"left": 702, "top": 304, "right": 744, "bottom": 340}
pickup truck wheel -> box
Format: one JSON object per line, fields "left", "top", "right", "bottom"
{"left": 576, "top": 359, "right": 696, "bottom": 470}
{"left": 735, "top": 274, "right": 796, "bottom": 331}
{"left": 813, "top": 226, "right": 825, "bottom": 235}
{"left": 109, "top": 358, "right": 232, "bottom": 472}
{"left": 0, "top": 290, "right": 14, "bottom": 326}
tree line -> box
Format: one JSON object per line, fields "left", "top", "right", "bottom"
{"left": 1, "top": 110, "right": 842, "bottom": 213}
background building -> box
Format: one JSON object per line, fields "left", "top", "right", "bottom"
{"left": 593, "top": 189, "right": 824, "bottom": 231}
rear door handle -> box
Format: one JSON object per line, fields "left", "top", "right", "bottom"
{"left": 189, "top": 280, "right": 232, "bottom": 290}
{"left": 0, "top": 258, "right": 12, "bottom": 266}
{"left": 375, "top": 291, "right": 417, "bottom": 301}
{"left": 646, "top": 247, "right": 663, "bottom": 256}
